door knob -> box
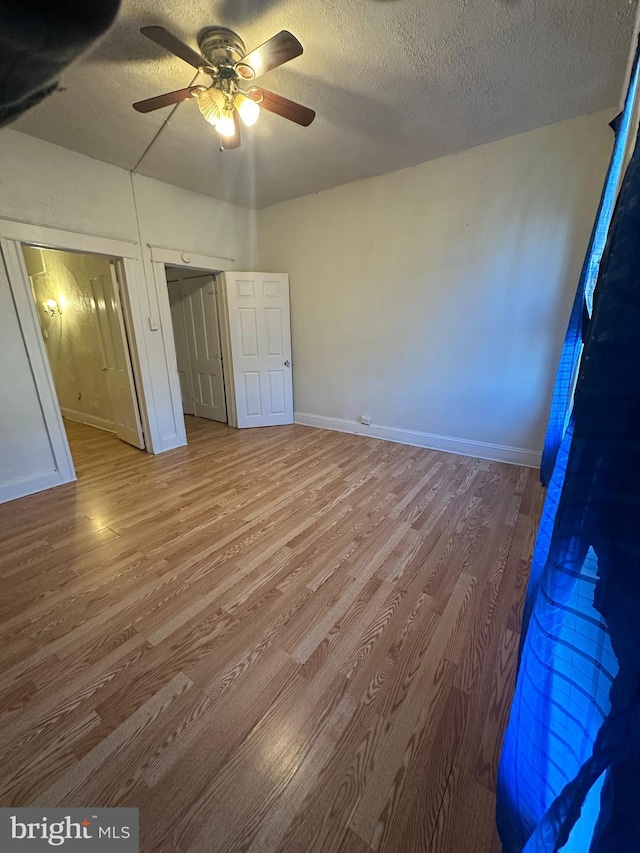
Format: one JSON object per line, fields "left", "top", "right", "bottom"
{"left": 284, "top": 360, "right": 291, "bottom": 367}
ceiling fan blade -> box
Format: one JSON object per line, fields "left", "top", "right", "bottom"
{"left": 249, "top": 87, "right": 315, "bottom": 126}
{"left": 133, "top": 87, "right": 198, "bottom": 113}
{"left": 140, "top": 26, "right": 208, "bottom": 70}
{"left": 237, "top": 30, "right": 303, "bottom": 79}
{"left": 220, "top": 111, "right": 241, "bottom": 149}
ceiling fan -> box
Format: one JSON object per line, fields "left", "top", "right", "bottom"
{"left": 133, "top": 26, "right": 315, "bottom": 150}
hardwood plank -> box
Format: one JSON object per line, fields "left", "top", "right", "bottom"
{"left": 31, "top": 672, "right": 195, "bottom": 807}
{"left": 245, "top": 696, "right": 358, "bottom": 852}
{"left": 430, "top": 766, "right": 499, "bottom": 853}
{"left": 369, "top": 686, "right": 471, "bottom": 851}
{"left": 0, "top": 417, "right": 538, "bottom": 852}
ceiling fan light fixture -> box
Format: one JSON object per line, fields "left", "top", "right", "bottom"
{"left": 216, "top": 106, "right": 236, "bottom": 138}
{"left": 195, "top": 86, "right": 226, "bottom": 127}
{"left": 234, "top": 91, "right": 260, "bottom": 127}
{"left": 134, "top": 25, "right": 316, "bottom": 149}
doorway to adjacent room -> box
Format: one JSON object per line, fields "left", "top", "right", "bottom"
{"left": 22, "top": 244, "right": 145, "bottom": 472}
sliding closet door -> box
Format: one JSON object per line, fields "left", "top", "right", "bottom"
{"left": 167, "top": 279, "right": 196, "bottom": 416}
{"left": 181, "top": 275, "right": 227, "bottom": 423}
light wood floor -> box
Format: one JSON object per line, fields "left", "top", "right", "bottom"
{"left": 0, "top": 417, "right": 543, "bottom": 852}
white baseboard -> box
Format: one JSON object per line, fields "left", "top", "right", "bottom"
{"left": 0, "top": 469, "right": 75, "bottom": 505}
{"left": 294, "top": 412, "right": 541, "bottom": 468}
{"left": 60, "top": 407, "right": 116, "bottom": 434}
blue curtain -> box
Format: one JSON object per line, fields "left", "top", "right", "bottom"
{"left": 540, "top": 52, "right": 640, "bottom": 486}
{"left": 497, "top": 44, "right": 640, "bottom": 853}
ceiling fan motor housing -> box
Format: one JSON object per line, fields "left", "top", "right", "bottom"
{"left": 198, "top": 27, "right": 246, "bottom": 68}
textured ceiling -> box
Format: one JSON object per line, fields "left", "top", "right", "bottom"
{"left": 10, "top": 0, "right": 638, "bottom": 208}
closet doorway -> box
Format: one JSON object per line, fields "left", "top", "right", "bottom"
{"left": 165, "top": 266, "right": 227, "bottom": 424}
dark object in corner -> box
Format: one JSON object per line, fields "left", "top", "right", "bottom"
{"left": 0, "top": 0, "right": 120, "bottom": 126}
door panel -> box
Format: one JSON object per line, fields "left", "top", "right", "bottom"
{"left": 265, "top": 308, "right": 284, "bottom": 355}
{"left": 167, "top": 280, "right": 196, "bottom": 416}
{"left": 239, "top": 308, "right": 258, "bottom": 355}
{"left": 91, "top": 268, "right": 145, "bottom": 449}
{"left": 222, "top": 272, "right": 293, "bottom": 427}
{"left": 268, "top": 370, "right": 286, "bottom": 414}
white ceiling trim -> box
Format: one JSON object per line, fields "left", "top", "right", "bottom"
{"left": 0, "top": 215, "right": 140, "bottom": 259}
{"left": 148, "top": 245, "right": 235, "bottom": 268}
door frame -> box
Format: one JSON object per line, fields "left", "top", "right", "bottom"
{"left": 0, "top": 226, "right": 148, "bottom": 490}
{"left": 151, "top": 246, "right": 236, "bottom": 439}
{"left": 0, "top": 214, "right": 243, "bottom": 501}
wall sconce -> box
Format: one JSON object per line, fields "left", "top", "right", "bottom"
{"left": 42, "top": 299, "right": 62, "bottom": 317}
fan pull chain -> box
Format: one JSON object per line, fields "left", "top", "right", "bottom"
{"left": 131, "top": 71, "right": 201, "bottom": 174}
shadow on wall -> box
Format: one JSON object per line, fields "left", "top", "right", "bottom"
{"left": 90, "top": 1, "right": 288, "bottom": 63}
{"left": 217, "top": 0, "right": 285, "bottom": 27}
{"left": 88, "top": 13, "right": 180, "bottom": 62}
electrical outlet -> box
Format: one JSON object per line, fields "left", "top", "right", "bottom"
{"left": 361, "top": 416, "right": 372, "bottom": 426}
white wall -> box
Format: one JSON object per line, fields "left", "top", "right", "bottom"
{"left": 258, "top": 111, "right": 614, "bottom": 465}
{"left": 0, "top": 130, "right": 138, "bottom": 240}
{"left": 0, "top": 130, "right": 257, "bottom": 260}
{"left": 132, "top": 174, "right": 257, "bottom": 265}
{"left": 0, "top": 129, "right": 257, "bottom": 501}
{"left": 0, "top": 110, "right": 617, "bottom": 502}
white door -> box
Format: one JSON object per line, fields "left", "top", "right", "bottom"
{"left": 90, "top": 267, "right": 145, "bottom": 449}
{"left": 181, "top": 275, "right": 227, "bottom": 423}
{"left": 221, "top": 272, "right": 293, "bottom": 428}
{"left": 167, "top": 279, "right": 196, "bottom": 416}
